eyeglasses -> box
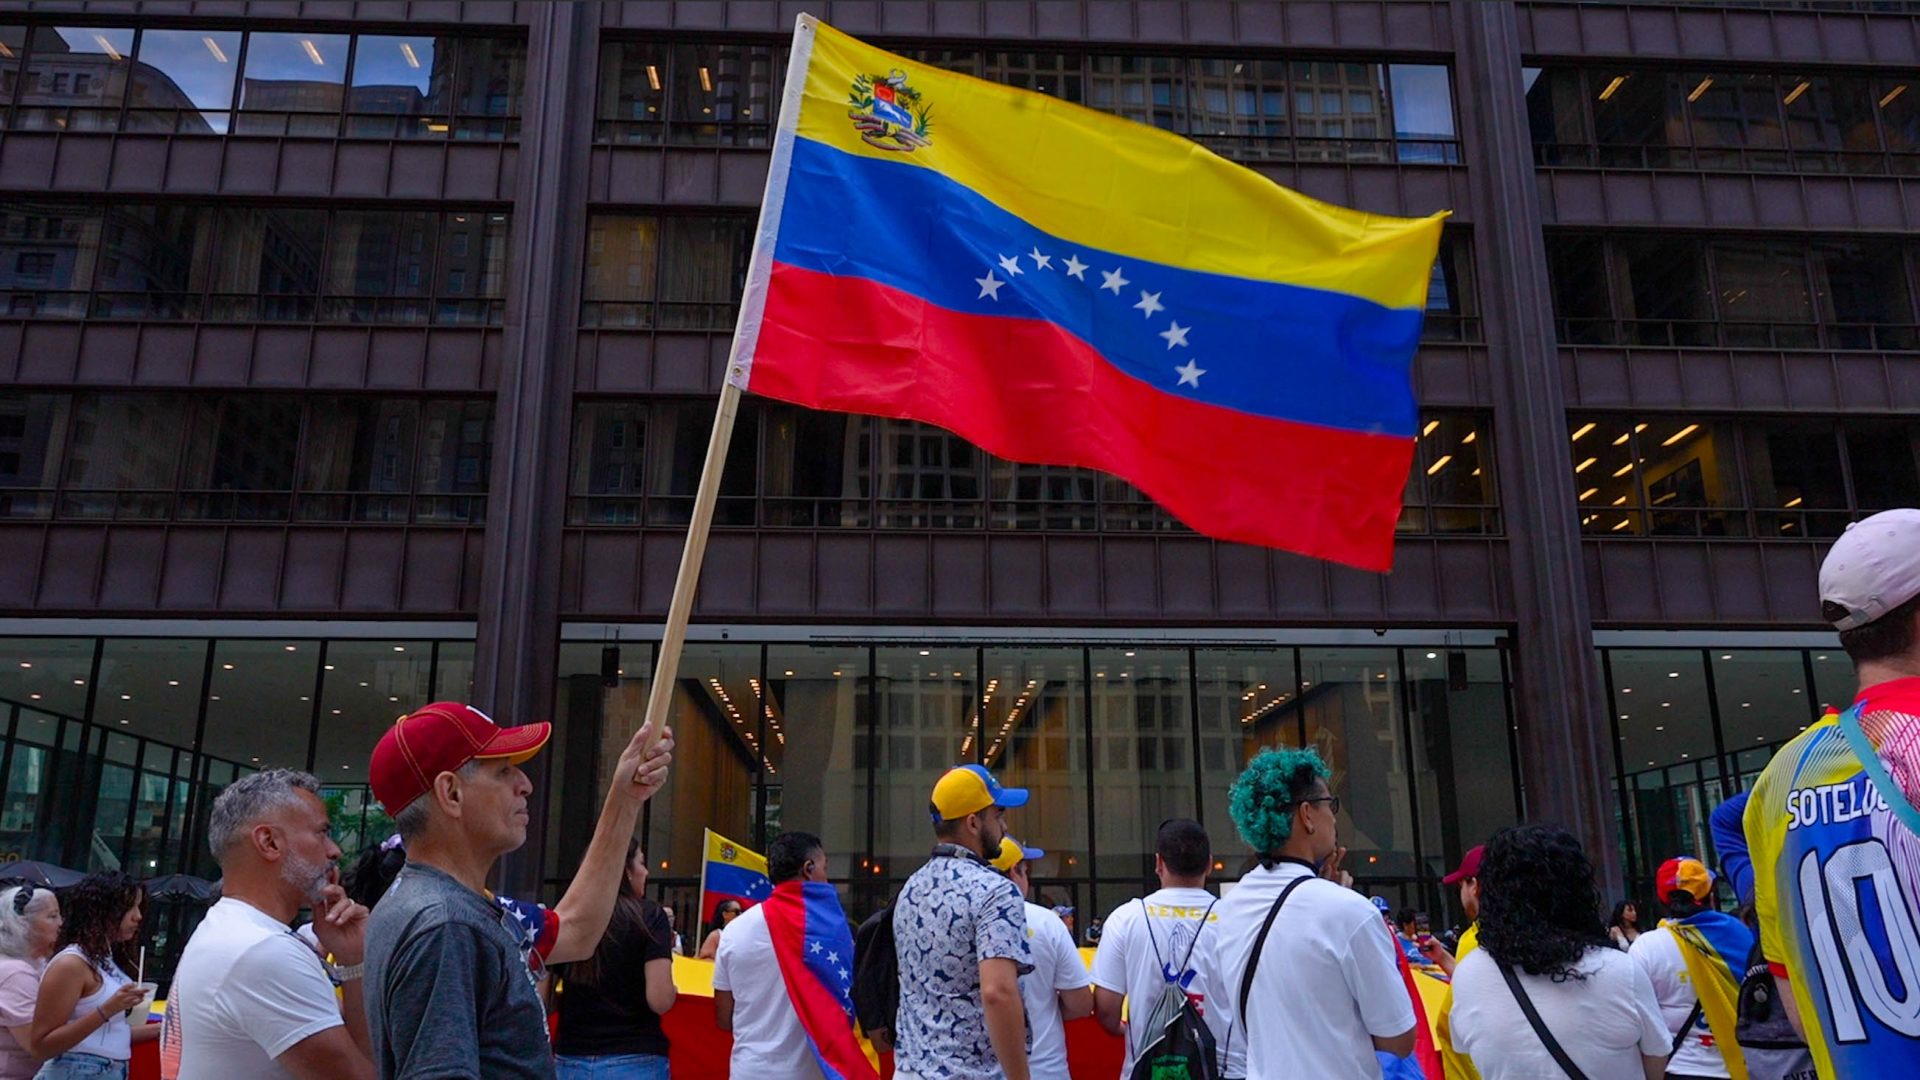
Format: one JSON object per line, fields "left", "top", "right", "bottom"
{"left": 10, "top": 883, "right": 34, "bottom": 916}
{"left": 1299, "top": 796, "right": 1341, "bottom": 815}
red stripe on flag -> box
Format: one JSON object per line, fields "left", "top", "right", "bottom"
{"left": 749, "top": 263, "right": 1415, "bottom": 571}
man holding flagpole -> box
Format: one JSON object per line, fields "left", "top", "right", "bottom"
{"left": 715, "top": 832, "right": 879, "bottom": 1080}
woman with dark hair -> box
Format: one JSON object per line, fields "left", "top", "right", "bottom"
{"left": 1448, "top": 825, "right": 1671, "bottom": 1080}
{"left": 1608, "top": 900, "right": 1643, "bottom": 947}
{"left": 696, "top": 900, "right": 742, "bottom": 961}
{"left": 553, "top": 838, "right": 677, "bottom": 1079}
{"left": 29, "top": 873, "right": 158, "bottom": 1080}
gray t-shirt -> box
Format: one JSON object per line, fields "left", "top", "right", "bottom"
{"left": 364, "top": 862, "right": 553, "bottom": 1080}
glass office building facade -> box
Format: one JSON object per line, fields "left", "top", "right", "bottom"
{"left": 1, "top": 0, "right": 1914, "bottom": 972}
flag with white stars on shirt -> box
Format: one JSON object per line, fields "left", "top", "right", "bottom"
{"left": 726, "top": 16, "right": 1448, "bottom": 572}
{"left": 762, "top": 879, "right": 881, "bottom": 1080}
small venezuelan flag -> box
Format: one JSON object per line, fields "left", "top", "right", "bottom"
{"left": 700, "top": 828, "right": 771, "bottom": 922}
{"left": 730, "top": 16, "right": 1448, "bottom": 572}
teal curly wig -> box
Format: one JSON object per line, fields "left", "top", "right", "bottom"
{"left": 1229, "top": 747, "right": 1332, "bottom": 856}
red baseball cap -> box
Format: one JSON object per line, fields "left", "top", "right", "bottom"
{"left": 1656, "top": 856, "right": 1716, "bottom": 902}
{"left": 1441, "top": 844, "right": 1485, "bottom": 885}
{"left": 369, "top": 702, "right": 550, "bottom": 816}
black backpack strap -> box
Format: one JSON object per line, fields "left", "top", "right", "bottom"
{"left": 1236, "top": 873, "right": 1315, "bottom": 1024}
{"left": 1498, "top": 962, "right": 1593, "bottom": 1080}
{"left": 1668, "top": 999, "right": 1704, "bottom": 1060}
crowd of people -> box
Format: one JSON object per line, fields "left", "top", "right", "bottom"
{"left": 0, "top": 507, "right": 1915, "bottom": 1079}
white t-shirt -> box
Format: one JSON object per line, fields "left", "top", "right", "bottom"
{"left": 1092, "top": 885, "right": 1239, "bottom": 1079}
{"left": 1191, "top": 863, "right": 1413, "bottom": 1080}
{"left": 1628, "top": 927, "right": 1726, "bottom": 1077}
{"left": 1450, "top": 944, "right": 1670, "bottom": 1080}
{"left": 1020, "top": 901, "right": 1093, "bottom": 1080}
{"left": 163, "top": 897, "right": 344, "bottom": 1080}
{"left": 711, "top": 904, "right": 823, "bottom": 1079}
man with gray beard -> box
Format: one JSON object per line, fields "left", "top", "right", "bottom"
{"left": 160, "top": 769, "right": 377, "bottom": 1080}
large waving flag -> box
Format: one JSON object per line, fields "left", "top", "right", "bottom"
{"left": 729, "top": 17, "right": 1447, "bottom": 571}
{"left": 762, "top": 880, "right": 882, "bottom": 1080}
{"left": 699, "top": 829, "right": 772, "bottom": 922}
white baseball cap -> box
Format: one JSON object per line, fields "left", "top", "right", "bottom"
{"left": 1820, "top": 508, "right": 1920, "bottom": 631}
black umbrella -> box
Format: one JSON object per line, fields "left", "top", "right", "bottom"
{"left": 143, "top": 873, "right": 219, "bottom": 904}
{"left": 0, "top": 860, "right": 84, "bottom": 888}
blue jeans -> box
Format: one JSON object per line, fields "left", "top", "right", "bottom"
{"left": 35, "top": 1053, "right": 128, "bottom": 1080}
{"left": 553, "top": 1053, "right": 669, "bottom": 1080}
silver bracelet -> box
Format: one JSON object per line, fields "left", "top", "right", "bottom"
{"left": 330, "top": 961, "right": 365, "bottom": 982}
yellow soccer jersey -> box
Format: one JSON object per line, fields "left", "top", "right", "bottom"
{"left": 1744, "top": 677, "right": 1920, "bottom": 1078}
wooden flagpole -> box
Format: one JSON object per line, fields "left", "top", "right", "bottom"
{"left": 633, "top": 15, "right": 816, "bottom": 773}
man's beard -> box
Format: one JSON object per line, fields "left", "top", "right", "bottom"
{"left": 282, "top": 850, "right": 333, "bottom": 904}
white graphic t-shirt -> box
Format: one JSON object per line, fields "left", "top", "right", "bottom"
{"left": 1090, "top": 886, "right": 1234, "bottom": 1079}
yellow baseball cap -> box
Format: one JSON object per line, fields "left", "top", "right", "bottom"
{"left": 991, "top": 836, "right": 1046, "bottom": 872}
{"left": 1657, "top": 856, "right": 1715, "bottom": 902}
{"left": 930, "top": 764, "right": 1028, "bottom": 823}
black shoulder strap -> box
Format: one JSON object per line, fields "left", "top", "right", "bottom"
{"left": 1237, "top": 873, "right": 1315, "bottom": 1024}
{"left": 1668, "top": 999, "right": 1704, "bottom": 1060}
{"left": 1498, "top": 962, "right": 1593, "bottom": 1080}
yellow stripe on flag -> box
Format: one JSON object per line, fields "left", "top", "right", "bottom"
{"left": 795, "top": 18, "right": 1445, "bottom": 310}
{"left": 703, "top": 828, "right": 769, "bottom": 874}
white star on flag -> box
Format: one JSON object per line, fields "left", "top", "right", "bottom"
{"left": 1062, "top": 254, "right": 1088, "bottom": 279}
{"left": 1160, "top": 321, "right": 1190, "bottom": 349}
{"left": 997, "top": 254, "right": 1023, "bottom": 276}
{"left": 1175, "top": 359, "right": 1206, "bottom": 388}
{"left": 1134, "top": 290, "right": 1164, "bottom": 318}
{"left": 976, "top": 272, "right": 1004, "bottom": 300}
{"left": 1100, "top": 267, "right": 1129, "bottom": 295}
{"left": 1028, "top": 247, "right": 1052, "bottom": 270}
{"left": 826, "top": 950, "right": 840, "bottom": 964}
{"left": 809, "top": 940, "right": 824, "bottom": 954}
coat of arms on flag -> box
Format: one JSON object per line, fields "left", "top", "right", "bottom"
{"left": 847, "top": 69, "right": 930, "bottom": 151}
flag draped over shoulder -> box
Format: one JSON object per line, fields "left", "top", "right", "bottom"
{"left": 1666, "top": 911, "right": 1755, "bottom": 1080}
{"left": 700, "top": 829, "right": 772, "bottom": 922}
{"left": 728, "top": 16, "right": 1447, "bottom": 572}
{"left": 762, "top": 880, "right": 882, "bottom": 1080}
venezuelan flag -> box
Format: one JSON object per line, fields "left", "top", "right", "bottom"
{"left": 729, "top": 17, "right": 1447, "bottom": 572}
{"left": 699, "top": 828, "right": 771, "bottom": 922}
{"left": 763, "top": 880, "right": 882, "bottom": 1079}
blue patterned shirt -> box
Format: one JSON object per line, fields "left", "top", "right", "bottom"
{"left": 892, "top": 843, "right": 1033, "bottom": 1079}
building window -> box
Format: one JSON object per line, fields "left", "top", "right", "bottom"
{"left": 0, "top": 203, "right": 506, "bottom": 325}
{"left": 581, "top": 214, "right": 751, "bottom": 330}
{"left": 1528, "top": 64, "right": 1920, "bottom": 173}
{"left": 5, "top": 391, "right": 490, "bottom": 524}
{"left": 569, "top": 402, "right": 1496, "bottom": 537}
{"left": 126, "top": 28, "right": 239, "bottom": 134}
{"left": 1572, "top": 414, "right": 1920, "bottom": 539}
{"left": 1545, "top": 233, "right": 1920, "bottom": 350}
{"left": 0, "top": 26, "right": 522, "bottom": 139}
{"left": 592, "top": 42, "right": 1458, "bottom": 164}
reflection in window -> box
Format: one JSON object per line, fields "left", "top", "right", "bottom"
{"left": 595, "top": 40, "right": 666, "bottom": 142}
{"left": 180, "top": 397, "right": 301, "bottom": 521}
{"left": 982, "top": 648, "right": 1088, "bottom": 878}
{"left": 1404, "top": 648, "right": 1516, "bottom": 881}
{"left": 763, "top": 646, "right": 866, "bottom": 864}
{"left": 299, "top": 400, "right": 419, "bottom": 522}
{"left": 326, "top": 211, "right": 437, "bottom": 322}
{"left": 1090, "top": 649, "right": 1195, "bottom": 878}
{"left": 16, "top": 26, "right": 132, "bottom": 132}
{"left": 236, "top": 32, "right": 348, "bottom": 136}
{"left": 1389, "top": 64, "right": 1456, "bottom": 163}
{"left": 61, "top": 393, "right": 188, "bottom": 520}
{"left": 1196, "top": 648, "right": 1300, "bottom": 876}
{"left": 347, "top": 35, "right": 454, "bottom": 138}
{"left": 1300, "top": 648, "right": 1415, "bottom": 876}
{"left": 665, "top": 42, "right": 776, "bottom": 146}
{"left": 0, "top": 392, "right": 66, "bottom": 519}
{"left": 870, "top": 648, "right": 977, "bottom": 868}
{"left": 416, "top": 400, "right": 493, "bottom": 523}
{"left": 641, "top": 401, "right": 756, "bottom": 527}
{"left": 874, "top": 420, "right": 983, "bottom": 529}
{"left": 128, "top": 29, "right": 239, "bottom": 134}
{"left": 580, "top": 214, "right": 750, "bottom": 330}
{"left": 1088, "top": 55, "right": 1184, "bottom": 132}
{"left": 762, "top": 407, "right": 868, "bottom": 528}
